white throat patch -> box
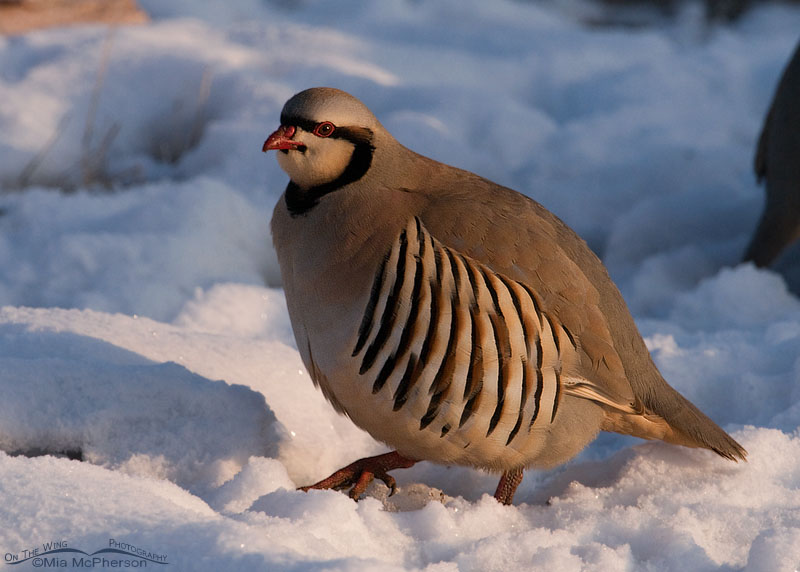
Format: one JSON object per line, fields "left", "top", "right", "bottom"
{"left": 277, "top": 136, "right": 355, "bottom": 190}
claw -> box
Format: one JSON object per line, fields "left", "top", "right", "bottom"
{"left": 299, "top": 451, "right": 416, "bottom": 500}
{"left": 384, "top": 475, "right": 398, "bottom": 497}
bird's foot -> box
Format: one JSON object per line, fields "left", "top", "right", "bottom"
{"left": 299, "top": 451, "right": 417, "bottom": 500}
{"left": 494, "top": 467, "right": 524, "bottom": 505}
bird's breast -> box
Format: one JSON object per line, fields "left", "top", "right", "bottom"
{"left": 294, "top": 216, "right": 585, "bottom": 469}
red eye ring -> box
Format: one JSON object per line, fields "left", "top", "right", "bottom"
{"left": 313, "top": 121, "right": 335, "bottom": 138}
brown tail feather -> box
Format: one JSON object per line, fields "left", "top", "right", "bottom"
{"left": 601, "top": 393, "right": 747, "bottom": 462}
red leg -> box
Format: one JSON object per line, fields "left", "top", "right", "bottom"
{"left": 494, "top": 467, "right": 524, "bottom": 505}
{"left": 299, "top": 451, "right": 417, "bottom": 500}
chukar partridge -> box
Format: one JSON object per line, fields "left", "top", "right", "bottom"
{"left": 745, "top": 39, "right": 800, "bottom": 267}
{"left": 265, "top": 87, "right": 746, "bottom": 505}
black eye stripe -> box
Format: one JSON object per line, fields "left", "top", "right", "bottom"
{"left": 280, "top": 115, "right": 317, "bottom": 133}
{"left": 335, "top": 126, "right": 374, "bottom": 145}
{"left": 279, "top": 114, "right": 373, "bottom": 145}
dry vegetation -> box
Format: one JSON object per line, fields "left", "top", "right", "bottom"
{"left": 0, "top": 0, "right": 148, "bottom": 36}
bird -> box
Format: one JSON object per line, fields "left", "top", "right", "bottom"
{"left": 264, "top": 87, "right": 747, "bottom": 505}
{"left": 745, "top": 39, "right": 800, "bottom": 267}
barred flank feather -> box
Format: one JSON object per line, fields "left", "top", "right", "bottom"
{"left": 352, "top": 218, "right": 570, "bottom": 446}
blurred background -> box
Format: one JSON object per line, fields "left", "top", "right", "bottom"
{"left": 1, "top": 0, "right": 799, "bottom": 323}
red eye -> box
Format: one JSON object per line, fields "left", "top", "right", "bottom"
{"left": 313, "top": 121, "right": 335, "bottom": 138}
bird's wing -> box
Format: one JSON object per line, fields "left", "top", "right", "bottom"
{"left": 411, "top": 166, "right": 642, "bottom": 413}
{"left": 404, "top": 164, "right": 744, "bottom": 460}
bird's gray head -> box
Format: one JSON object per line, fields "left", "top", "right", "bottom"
{"left": 263, "top": 87, "right": 381, "bottom": 215}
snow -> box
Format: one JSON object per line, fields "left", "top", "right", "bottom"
{"left": 1, "top": 1, "right": 799, "bottom": 569}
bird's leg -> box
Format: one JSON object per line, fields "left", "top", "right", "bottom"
{"left": 494, "top": 467, "right": 524, "bottom": 505}
{"left": 299, "top": 451, "right": 417, "bottom": 500}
